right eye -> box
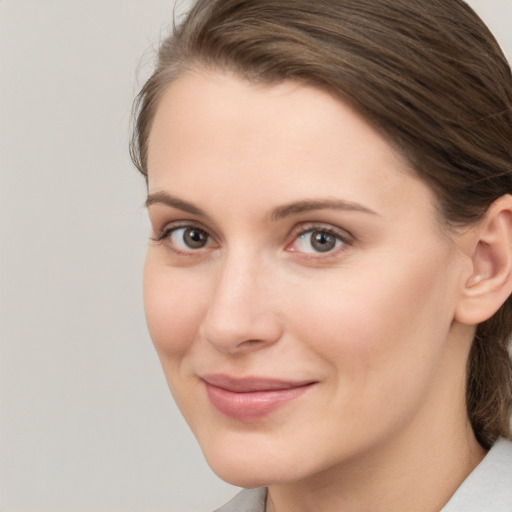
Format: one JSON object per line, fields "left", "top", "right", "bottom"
{"left": 156, "top": 225, "right": 216, "bottom": 254}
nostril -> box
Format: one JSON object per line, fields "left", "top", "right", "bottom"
{"left": 202, "top": 330, "right": 280, "bottom": 354}
{"left": 239, "top": 339, "right": 264, "bottom": 348}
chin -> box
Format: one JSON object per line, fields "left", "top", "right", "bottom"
{"left": 207, "top": 458, "right": 300, "bottom": 488}
{"left": 211, "top": 464, "right": 272, "bottom": 489}
{"left": 199, "top": 433, "right": 320, "bottom": 488}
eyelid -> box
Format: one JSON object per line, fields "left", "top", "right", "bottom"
{"left": 152, "top": 219, "right": 214, "bottom": 240}
{"left": 286, "top": 222, "right": 355, "bottom": 256}
{"left": 151, "top": 220, "right": 219, "bottom": 255}
{"left": 291, "top": 222, "right": 354, "bottom": 242}
{"left": 150, "top": 219, "right": 354, "bottom": 259}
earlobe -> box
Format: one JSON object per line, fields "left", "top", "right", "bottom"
{"left": 455, "top": 194, "right": 512, "bottom": 325}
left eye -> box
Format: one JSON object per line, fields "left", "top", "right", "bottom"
{"left": 291, "top": 229, "right": 344, "bottom": 254}
{"left": 167, "top": 226, "right": 214, "bottom": 251}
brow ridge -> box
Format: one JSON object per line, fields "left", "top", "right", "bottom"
{"left": 271, "top": 199, "right": 378, "bottom": 221}
{"left": 145, "top": 191, "right": 207, "bottom": 217}
{"left": 146, "top": 192, "right": 378, "bottom": 221}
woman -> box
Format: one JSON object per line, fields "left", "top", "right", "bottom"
{"left": 131, "top": 1, "right": 512, "bottom": 510}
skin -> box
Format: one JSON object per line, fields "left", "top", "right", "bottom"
{"left": 144, "top": 70, "right": 486, "bottom": 512}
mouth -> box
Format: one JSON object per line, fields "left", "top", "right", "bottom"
{"left": 201, "top": 374, "right": 317, "bottom": 422}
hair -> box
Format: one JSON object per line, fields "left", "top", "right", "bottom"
{"left": 130, "top": 0, "right": 512, "bottom": 448}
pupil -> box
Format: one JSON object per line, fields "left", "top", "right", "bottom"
{"left": 311, "top": 231, "right": 336, "bottom": 252}
{"left": 184, "top": 228, "right": 208, "bottom": 249}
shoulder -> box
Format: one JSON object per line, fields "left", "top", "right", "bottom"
{"left": 442, "top": 438, "right": 512, "bottom": 511}
{"left": 213, "top": 488, "right": 267, "bottom": 512}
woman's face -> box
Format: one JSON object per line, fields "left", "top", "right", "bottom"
{"left": 144, "top": 70, "right": 473, "bottom": 486}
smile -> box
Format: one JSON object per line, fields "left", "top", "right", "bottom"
{"left": 202, "top": 375, "right": 316, "bottom": 422}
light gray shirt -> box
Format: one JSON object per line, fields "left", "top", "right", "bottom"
{"left": 214, "top": 438, "right": 512, "bottom": 512}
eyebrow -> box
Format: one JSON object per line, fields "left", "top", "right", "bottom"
{"left": 145, "top": 191, "right": 208, "bottom": 217}
{"left": 270, "top": 199, "right": 379, "bottom": 221}
{"left": 145, "top": 191, "right": 378, "bottom": 220}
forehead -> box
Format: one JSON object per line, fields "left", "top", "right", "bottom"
{"left": 148, "top": 69, "right": 401, "bottom": 154}
{"left": 147, "top": 70, "right": 436, "bottom": 225}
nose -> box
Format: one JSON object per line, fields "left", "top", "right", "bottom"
{"left": 199, "top": 254, "right": 283, "bottom": 354}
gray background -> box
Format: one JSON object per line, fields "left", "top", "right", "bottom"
{"left": 0, "top": 1, "right": 511, "bottom": 511}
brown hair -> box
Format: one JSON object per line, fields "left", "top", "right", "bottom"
{"left": 131, "top": 0, "right": 512, "bottom": 448}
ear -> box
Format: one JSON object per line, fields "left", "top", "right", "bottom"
{"left": 455, "top": 194, "right": 512, "bottom": 325}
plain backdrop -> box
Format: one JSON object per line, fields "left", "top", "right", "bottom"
{"left": 0, "top": 1, "right": 511, "bottom": 511}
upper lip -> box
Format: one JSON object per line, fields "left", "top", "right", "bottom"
{"left": 201, "top": 374, "right": 316, "bottom": 392}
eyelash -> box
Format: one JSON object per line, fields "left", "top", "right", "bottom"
{"left": 151, "top": 222, "right": 216, "bottom": 256}
{"left": 287, "top": 224, "right": 353, "bottom": 257}
{"left": 151, "top": 222, "right": 353, "bottom": 258}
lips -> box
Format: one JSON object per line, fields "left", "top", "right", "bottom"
{"left": 201, "top": 374, "right": 316, "bottom": 422}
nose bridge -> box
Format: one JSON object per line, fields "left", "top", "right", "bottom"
{"left": 200, "top": 248, "right": 281, "bottom": 352}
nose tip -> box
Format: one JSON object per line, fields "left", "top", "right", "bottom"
{"left": 200, "top": 302, "right": 283, "bottom": 354}
{"left": 199, "top": 262, "right": 283, "bottom": 354}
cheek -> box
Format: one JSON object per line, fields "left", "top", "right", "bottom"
{"left": 143, "top": 255, "right": 206, "bottom": 360}
{"left": 286, "top": 247, "right": 457, "bottom": 389}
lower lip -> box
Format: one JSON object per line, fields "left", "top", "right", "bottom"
{"left": 204, "top": 382, "right": 313, "bottom": 422}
